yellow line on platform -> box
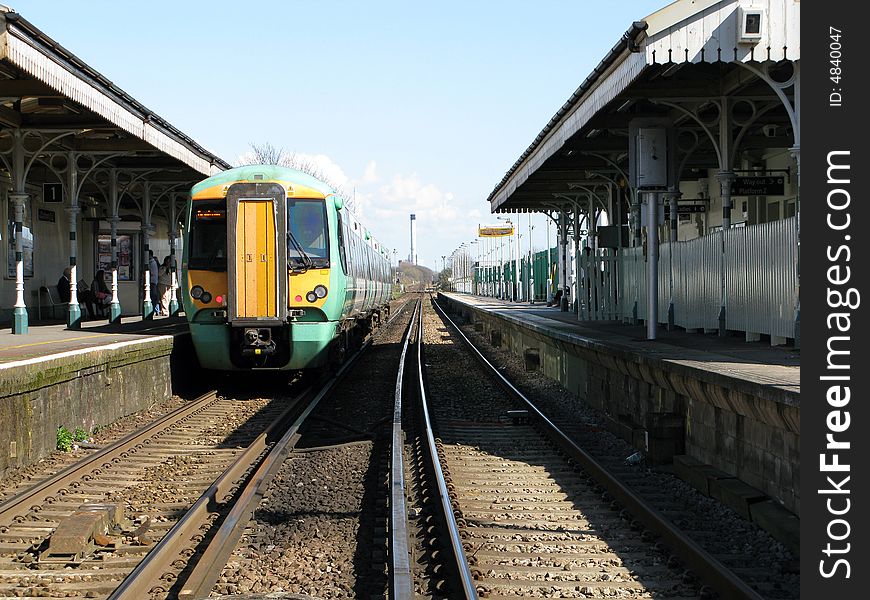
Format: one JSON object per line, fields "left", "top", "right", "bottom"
{"left": 3, "top": 333, "right": 112, "bottom": 351}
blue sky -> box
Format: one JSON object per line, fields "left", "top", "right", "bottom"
{"left": 11, "top": 0, "right": 667, "bottom": 269}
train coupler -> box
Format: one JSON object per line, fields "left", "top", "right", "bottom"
{"left": 240, "top": 327, "right": 277, "bottom": 356}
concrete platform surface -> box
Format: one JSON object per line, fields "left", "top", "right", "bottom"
{"left": 440, "top": 293, "right": 799, "bottom": 402}
{"left": 0, "top": 315, "right": 189, "bottom": 366}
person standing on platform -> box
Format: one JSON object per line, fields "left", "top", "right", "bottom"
{"left": 148, "top": 250, "right": 160, "bottom": 315}
{"left": 157, "top": 256, "right": 172, "bottom": 316}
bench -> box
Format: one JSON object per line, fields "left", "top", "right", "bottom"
{"left": 37, "top": 285, "right": 67, "bottom": 321}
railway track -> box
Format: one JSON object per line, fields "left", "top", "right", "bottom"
{"left": 115, "top": 295, "right": 418, "bottom": 599}
{"left": 0, "top": 296, "right": 418, "bottom": 600}
{"left": 0, "top": 388, "right": 304, "bottom": 599}
{"left": 398, "top": 296, "right": 771, "bottom": 599}
{"left": 1, "top": 293, "right": 783, "bottom": 599}
{"left": 443, "top": 300, "right": 800, "bottom": 600}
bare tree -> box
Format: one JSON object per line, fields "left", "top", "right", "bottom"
{"left": 237, "top": 142, "right": 357, "bottom": 213}
{"left": 240, "top": 141, "right": 287, "bottom": 166}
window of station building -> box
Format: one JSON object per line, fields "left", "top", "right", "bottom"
{"left": 5, "top": 195, "right": 34, "bottom": 279}
{"left": 766, "top": 200, "right": 781, "bottom": 222}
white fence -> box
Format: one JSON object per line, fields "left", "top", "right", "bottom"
{"left": 619, "top": 217, "right": 797, "bottom": 339}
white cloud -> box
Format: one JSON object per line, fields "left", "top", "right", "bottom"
{"left": 228, "top": 152, "right": 478, "bottom": 267}
{"left": 360, "top": 160, "right": 378, "bottom": 184}
{"left": 290, "top": 152, "right": 350, "bottom": 189}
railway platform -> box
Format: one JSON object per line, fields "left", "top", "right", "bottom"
{"left": 0, "top": 315, "right": 196, "bottom": 481}
{"left": 438, "top": 291, "right": 799, "bottom": 554}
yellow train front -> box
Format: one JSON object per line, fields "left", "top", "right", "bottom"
{"left": 182, "top": 165, "right": 392, "bottom": 371}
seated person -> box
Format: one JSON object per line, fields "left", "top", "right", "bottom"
{"left": 56, "top": 266, "right": 97, "bottom": 318}
{"left": 91, "top": 270, "right": 112, "bottom": 317}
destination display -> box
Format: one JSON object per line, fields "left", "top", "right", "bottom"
{"left": 478, "top": 225, "right": 514, "bottom": 237}
{"left": 729, "top": 176, "right": 785, "bottom": 196}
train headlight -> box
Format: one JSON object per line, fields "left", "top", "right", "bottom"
{"left": 314, "top": 285, "right": 328, "bottom": 299}
{"left": 305, "top": 291, "right": 317, "bottom": 303}
{"left": 190, "top": 285, "right": 204, "bottom": 299}
{"left": 200, "top": 291, "right": 212, "bottom": 304}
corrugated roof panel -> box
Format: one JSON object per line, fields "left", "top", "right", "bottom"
{"left": 1, "top": 22, "right": 223, "bottom": 176}
{"left": 490, "top": 50, "right": 647, "bottom": 211}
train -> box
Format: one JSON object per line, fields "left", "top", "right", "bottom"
{"left": 181, "top": 164, "right": 393, "bottom": 371}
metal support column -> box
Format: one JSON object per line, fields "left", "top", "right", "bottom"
{"left": 141, "top": 182, "right": 154, "bottom": 320}
{"left": 66, "top": 152, "right": 82, "bottom": 329}
{"left": 169, "top": 194, "right": 180, "bottom": 316}
{"left": 573, "top": 208, "right": 580, "bottom": 315}
{"left": 10, "top": 132, "right": 28, "bottom": 334}
{"left": 667, "top": 187, "right": 681, "bottom": 330}
{"left": 717, "top": 170, "right": 734, "bottom": 336}
{"left": 559, "top": 211, "right": 569, "bottom": 311}
{"left": 108, "top": 171, "right": 122, "bottom": 323}
{"left": 646, "top": 192, "right": 659, "bottom": 340}
{"left": 790, "top": 145, "right": 800, "bottom": 349}
{"left": 10, "top": 192, "right": 28, "bottom": 334}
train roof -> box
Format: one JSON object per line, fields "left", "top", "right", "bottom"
{"left": 191, "top": 164, "right": 335, "bottom": 198}
{"left": 191, "top": 164, "right": 392, "bottom": 260}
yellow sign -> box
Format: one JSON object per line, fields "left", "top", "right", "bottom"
{"left": 478, "top": 225, "right": 514, "bottom": 237}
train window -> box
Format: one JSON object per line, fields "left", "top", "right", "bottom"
{"left": 288, "top": 199, "right": 330, "bottom": 268}
{"left": 336, "top": 211, "right": 348, "bottom": 272}
{"left": 188, "top": 202, "right": 227, "bottom": 271}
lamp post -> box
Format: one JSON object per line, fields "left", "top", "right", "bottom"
{"left": 496, "top": 216, "right": 513, "bottom": 301}
{"left": 470, "top": 239, "right": 478, "bottom": 294}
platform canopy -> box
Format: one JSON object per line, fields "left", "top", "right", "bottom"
{"left": 487, "top": 0, "right": 800, "bottom": 213}
{"left": 0, "top": 9, "right": 231, "bottom": 205}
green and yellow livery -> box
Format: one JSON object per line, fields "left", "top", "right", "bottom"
{"left": 182, "top": 165, "right": 392, "bottom": 371}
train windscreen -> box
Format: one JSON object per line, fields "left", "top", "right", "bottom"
{"left": 288, "top": 199, "right": 329, "bottom": 268}
{"left": 188, "top": 202, "right": 227, "bottom": 271}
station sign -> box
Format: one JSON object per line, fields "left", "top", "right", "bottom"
{"left": 664, "top": 204, "right": 707, "bottom": 215}
{"left": 478, "top": 225, "right": 514, "bottom": 237}
{"left": 43, "top": 183, "right": 63, "bottom": 203}
{"left": 730, "top": 176, "right": 785, "bottom": 196}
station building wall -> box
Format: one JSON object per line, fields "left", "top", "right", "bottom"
{"left": 1, "top": 181, "right": 180, "bottom": 324}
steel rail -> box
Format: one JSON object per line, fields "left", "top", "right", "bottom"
{"left": 431, "top": 296, "right": 765, "bottom": 600}
{"left": 139, "top": 299, "right": 418, "bottom": 600}
{"left": 0, "top": 389, "right": 220, "bottom": 527}
{"left": 388, "top": 299, "right": 420, "bottom": 600}
{"left": 106, "top": 384, "right": 314, "bottom": 600}
{"left": 416, "top": 302, "right": 479, "bottom": 599}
